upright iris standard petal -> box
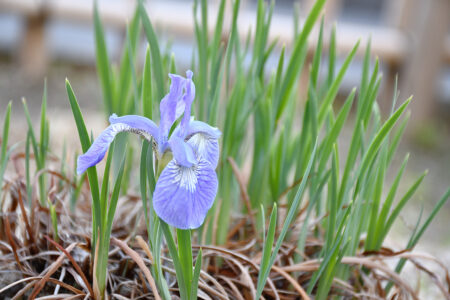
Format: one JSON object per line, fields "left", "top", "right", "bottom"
{"left": 185, "top": 121, "right": 221, "bottom": 168}
{"left": 159, "top": 74, "right": 186, "bottom": 141}
{"left": 77, "top": 123, "right": 133, "bottom": 174}
{"left": 179, "top": 70, "right": 195, "bottom": 138}
{"left": 153, "top": 159, "right": 218, "bottom": 229}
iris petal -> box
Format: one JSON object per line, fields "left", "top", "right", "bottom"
{"left": 168, "top": 136, "right": 197, "bottom": 168}
{"left": 179, "top": 70, "right": 195, "bottom": 137}
{"left": 159, "top": 74, "right": 186, "bottom": 139}
{"left": 187, "top": 133, "right": 220, "bottom": 169}
{"left": 185, "top": 120, "right": 221, "bottom": 140}
{"left": 109, "top": 114, "right": 158, "bottom": 140}
{"left": 77, "top": 123, "right": 132, "bottom": 174}
{"left": 153, "top": 159, "right": 218, "bottom": 229}
{"left": 184, "top": 121, "right": 221, "bottom": 168}
{"left": 77, "top": 115, "right": 159, "bottom": 174}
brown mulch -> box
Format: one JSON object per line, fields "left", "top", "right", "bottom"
{"left": 1, "top": 152, "right": 449, "bottom": 299}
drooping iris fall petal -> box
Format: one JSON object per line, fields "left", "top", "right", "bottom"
{"left": 77, "top": 123, "right": 136, "bottom": 174}
{"left": 153, "top": 159, "right": 218, "bottom": 229}
{"left": 109, "top": 114, "right": 158, "bottom": 139}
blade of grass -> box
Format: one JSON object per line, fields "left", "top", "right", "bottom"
{"left": 38, "top": 82, "right": 49, "bottom": 207}
{"left": 139, "top": 0, "right": 165, "bottom": 100}
{"left": 96, "top": 145, "right": 126, "bottom": 296}
{"left": 94, "top": 0, "right": 114, "bottom": 114}
{"left": 140, "top": 141, "right": 151, "bottom": 241}
{"left": 310, "top": 17, "right": 324, "bottom": 89}
{"left": 317, "top": 88, "right": 356, "bottom": 171}
{"left": 256, "top": 203, "right": 277, "bottom": 292}
{"left": 142, "top": 46, "right": 153, "bottom": 119}
{"left": 354, "top": 98, "right": 411, "bottom": 197}
{"left": 296, "top": 170, "right": 331, "bottom": 261}
{"left": 125, "top": 24, "right": 140, "bottom": 114}
{"left": 315, "top": 240, "right": 350, "bottom": 299}
{"left": 22, "top": 99, "right": 40, "bottom": 167}
{"left": 49, "top": 202, "right": 58, "bottom": 243}
{"left": 387, "top": 112, "right": 409, "bottom": 164}
{"left": 0, "top": 101, "right": 11, "bottom": 196}
{"left": 357, "top": 54, "right": 378, "bottom": 118}
{"left": 193, "top": 0, "right": 209, "bottom": 120}
{"left": 117, "top": 7, "right": 140, "bottom": 114}
{"left": 256, "top": 141, "right": 317, "bottom": 299}
{"left": 306, "top": 233, "right": 345, "bottom": 294}
{"left": 190, "top": 248, "right": 202, "bottom": 300}
{"left": 66, "top": 79, "right": 101, "bottom": 253}
{"left": 160, "top": 221, "right": 188, "bottom": 299}
{"left": 25, "top": 132, "right": 32, "bottom": 205}
{"left": 365, "top": 142, "right": 388, "bottom": 250}
{"left": 373, "top": 153, "right": 409, "bottom": 248}
{"left": 326, "top": 25, "right": 336, "bottom": 89}
{"left": 409, "top": 187, "right": 450, "bottom": 248}
{"left": 386, "top": 188, "right": 450, "bottom": 293}
{"left": 359, "top": 38, "right": 371, "bottom": 100}
{"left": 317, "top": 41, "right": 360, "bottom": 125}
{"left": 105, "top": 146, "right": 126, "bottom": 238}
{"left": 276, "top": 0, "right": 326, "bottom": 120}
{"left": 211, "top": 0, "right": 226, "bottom": 61}
{"left": 100, "top": 141, "right": 115, "bottom": 227}
{"left": 39, "top": 79, "right": 48, "bottom": 164}
{"left": 325, "top": 146, "right": 339, "bottom": 248}
{"left": 23, "top": 98, "right": 48, "bottom": 206}
{"left": 381, "top": 171, "right": 427, "bottom": 241}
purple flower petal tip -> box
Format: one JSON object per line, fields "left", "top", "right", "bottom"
{"left": 77, "top": 150, "right": 106, "bottom": 175}
{"left": 76, "top": 122, "right": 142, "bottom": 175}
{"left": 109, "top": 113, "right": 118, "bottom": 122}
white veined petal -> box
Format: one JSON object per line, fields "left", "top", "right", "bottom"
{"left": 109, "top": 114, "right": 158, "bottom": 140}
{"left": 187, "top": 133, "right": 220, "bottom": 168}
{"left": 153, "top": 159, "right": 218, "bottom": 229}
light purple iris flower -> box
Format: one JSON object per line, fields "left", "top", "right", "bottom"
{"left": 77, "top": 71, "right": 220, "bottom": 229}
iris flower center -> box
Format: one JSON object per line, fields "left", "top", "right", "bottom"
{"left": 172, "top": 164, "right": 198, "bottom": 193}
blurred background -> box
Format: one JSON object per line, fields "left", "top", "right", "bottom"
{"left": 0, "top": 0, "right": 449, "bottom": 267}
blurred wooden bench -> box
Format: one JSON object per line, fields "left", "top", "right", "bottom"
{"left": 1, "top": 0, "right": 449, "bottom": 123}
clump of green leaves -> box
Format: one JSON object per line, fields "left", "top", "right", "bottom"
{"left": 76, "top": 0, "right": 450, "bottom": 297}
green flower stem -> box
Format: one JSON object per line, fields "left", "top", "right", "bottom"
{"left": 177, "top": 229, "right": 193, "bottom": 297}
